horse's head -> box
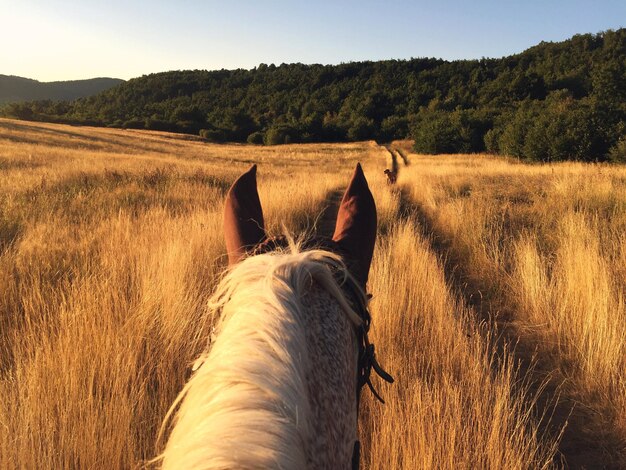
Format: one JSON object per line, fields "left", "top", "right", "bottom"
{"left": 224, "top": 163, "right": 377, "bottom": 286}
{"left": 160, "top": 163, "right": 391, "bottom": 469}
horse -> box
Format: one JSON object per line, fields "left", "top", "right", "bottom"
{"left": 158, "top": 163, "right": 392, "bottom": 469}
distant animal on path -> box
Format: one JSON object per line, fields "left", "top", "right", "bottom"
{"left": 159, "top": 164, "right": 393, "bottom": 469}
{"left": 384, "top": 168, "right": 397, "bottom": 184}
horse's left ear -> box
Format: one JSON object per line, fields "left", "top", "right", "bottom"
{"left": 224, "top": 165, "right": 266, "bottom": 265}
{"left": 333, "top": 163, "right": 377, "bottom": 287}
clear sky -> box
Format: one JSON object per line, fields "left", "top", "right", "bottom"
{"left": 1, "top": 0, "right": 624, "bottom": 82}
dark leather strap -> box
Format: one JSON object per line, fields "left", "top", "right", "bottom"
{"left": 352, "top": 440, "right": 361, "bottom": 470}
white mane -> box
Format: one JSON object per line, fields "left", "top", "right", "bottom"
{"left": 158, "top": 245, "right": 363, "bottom": 469}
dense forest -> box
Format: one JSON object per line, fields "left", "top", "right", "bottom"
{"left": 2, "top": 29, "right": 625, "bottom": 162}
{"left": 0, "top": 75, "right": 123, "bottom": 105}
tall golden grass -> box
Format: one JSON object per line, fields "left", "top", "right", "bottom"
{"left": 360, "top": 221, "right": 557, "bottom": 468}
{"left": 0, "top": 118, "right": 621, "bottom": 468}
{"left": 401, "top": 154, "right": 626, "bottom": 466}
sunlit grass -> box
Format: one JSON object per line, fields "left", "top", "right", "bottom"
{"left": 361, "top": 221, "right": 557, "bottom": 469}
{"left": 402, "top": 153, "right": 626, "bottom": 465}
{"left": 6, "top": 119, "right": 620, "bottom": 468}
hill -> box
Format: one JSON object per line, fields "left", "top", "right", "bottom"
{"left": 0, "top": 75, "right": 124, "bottom": 104}
{"left": 2, "top": 29, "right": 624, "bottom": 161}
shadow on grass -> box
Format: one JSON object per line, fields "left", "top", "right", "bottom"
{"left": 397, "top": 186, "right": 623, "bottom": 469}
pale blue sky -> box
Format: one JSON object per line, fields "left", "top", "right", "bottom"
{"left": 1, "top": 0, "right": 624, "bottom": 82}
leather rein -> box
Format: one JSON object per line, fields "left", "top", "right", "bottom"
{"left": 339, "top": 271, "right": 394, "bottom": 470}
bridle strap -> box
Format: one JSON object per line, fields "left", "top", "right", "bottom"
{"left": 352, "top": 441, "right": 361, "bottom": 470}
{"left": 340, "top": 275, "right": 394, "bottom": 470}
{"left": 339, "top": 275, "right": 394, "bottom": 404}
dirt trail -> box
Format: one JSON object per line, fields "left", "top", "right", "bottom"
{"left": 398, "top": 188, "right": 624, "bottom": 469}
{"left": 314, "top": 189, "right": 345, "bottom": 239}
{"left": 381, "top": 146, "right": 397, "bottom": 174}
{"left": 384, "top": 145, "right": 410, "bottom": 166}
{"left": 394, "top": 147, "right": 410, "bottom": 166}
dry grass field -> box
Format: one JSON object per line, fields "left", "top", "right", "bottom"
{"left": 0, "top": 119, "right": 624, "bottom": 469}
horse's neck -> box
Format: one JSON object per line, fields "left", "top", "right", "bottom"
{"left": 301, "top": 284, "right": 359, "bottom": 468}
{"left": 162, "top": 274, "right": 358, "bottom": 469}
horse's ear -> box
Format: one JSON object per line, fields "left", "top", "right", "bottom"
{"left": 224, "top": 165, "right": 266, "bottom": 265}
{"left": 333, "top": 163, "right": 377, "bottom": 286}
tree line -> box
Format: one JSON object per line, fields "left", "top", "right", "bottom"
{"left": 2, "top": 29, "right": 624, "bottom": 162}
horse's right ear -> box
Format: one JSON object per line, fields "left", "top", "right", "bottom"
{"left": 224, "top": 165, "right": 266, "bottom": 265}
{"left": 333, "top": 163, "right": 377, "bottom": 287}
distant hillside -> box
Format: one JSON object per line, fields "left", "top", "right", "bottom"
{"left": 0, "top": 75, "right": 124, "bottom": 104}
{"left": 2, "top": 29, "right": 624, "bottom": 162}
